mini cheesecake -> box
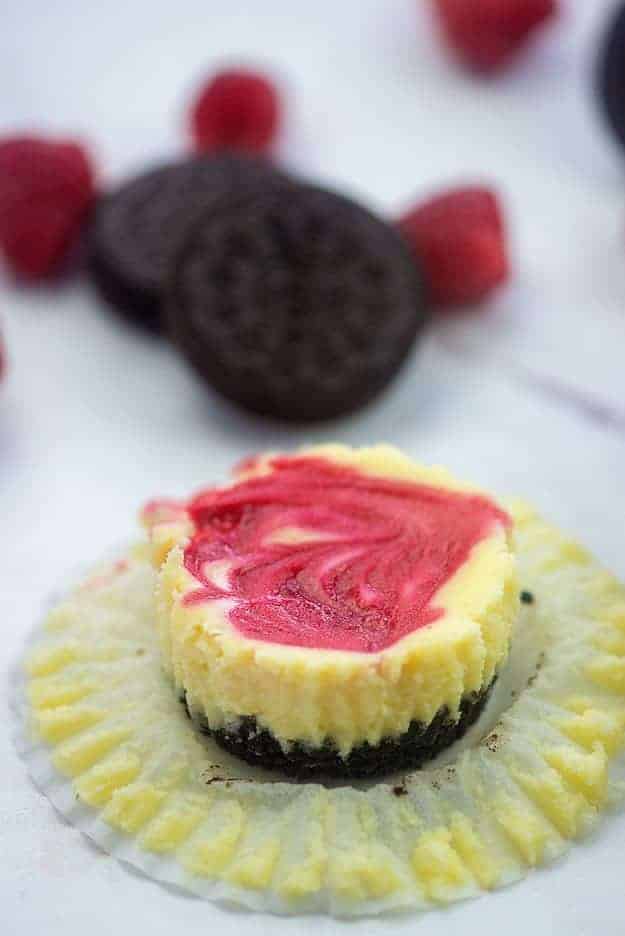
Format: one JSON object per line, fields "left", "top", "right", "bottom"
{"left": 142, "top": 445, "right": 518, "bottom": 778}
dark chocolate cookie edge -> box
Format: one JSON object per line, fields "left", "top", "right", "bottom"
{"left": 182, "top": 678, "right": 495, "bottom": 780}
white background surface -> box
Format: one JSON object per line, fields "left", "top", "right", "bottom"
{"left": 2, "top": 1, "right": 625, "bottom": 933}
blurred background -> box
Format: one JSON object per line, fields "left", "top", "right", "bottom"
{"left": 3, "top": 0, "right": 625, "bottom": 611}
{"left": 2, "top": 0, "right": 625, "bottom": 593}
{"left": 3, "top": 2, "right": 625, "bottom": 933}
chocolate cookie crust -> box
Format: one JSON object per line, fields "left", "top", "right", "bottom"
{"left": 183, "top": 678, "right": 495, "bottom": 780}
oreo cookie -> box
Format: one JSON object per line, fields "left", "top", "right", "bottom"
{"left": 88, "top": 154, "right": 287, "bottom": 329}
{"left": 166, "top": 182, "right": 427, "bottom": 420}
{"left": 183, "top": 680, "right": 494, "bottom": 780}
{"left": 597, "top": 3, "right": 625, "bottom": 153}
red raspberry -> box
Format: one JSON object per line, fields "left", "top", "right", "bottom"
{"left": 0, "top": 136, "right": 95, "bottom": 280}
{"left": 397, "top": 186, "right": 509, "bottom": 309}
{"left": 190, "top": 68, "right": 281, "bottom": 154}
{"left": 432, "top": 0, "right": 558, "bottom": 74}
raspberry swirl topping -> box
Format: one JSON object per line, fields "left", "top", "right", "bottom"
{"left": 180, "top": 455, "right": 510, "bottom": 653}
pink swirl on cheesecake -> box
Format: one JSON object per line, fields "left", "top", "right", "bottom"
{"left": 180, "top": 456, "right": 510, "bottom": 653}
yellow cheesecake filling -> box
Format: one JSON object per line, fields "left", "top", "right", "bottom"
{"left": 147, "top": 445, "right": 518, "bottom": 753}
